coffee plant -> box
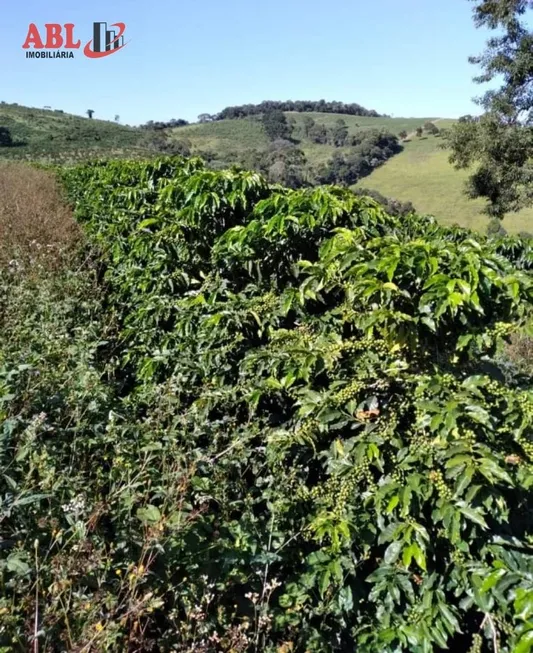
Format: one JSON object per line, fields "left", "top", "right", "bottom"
{"left": 1, "top": 155, "right": 532, "bottom": 651}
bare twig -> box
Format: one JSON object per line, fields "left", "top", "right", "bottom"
{"left": 481, "top": 613, "right": 499, "bottom": 653}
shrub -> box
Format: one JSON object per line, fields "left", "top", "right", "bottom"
{"left": 0, "top": 126, "right": 14, "bottom": 146}
{"left": 424, "top": 122, "right": 440, "bottom": 136}
{"left": 487, "top": 217, "right": 507, "bottom": 238}
{"left": 2, "top": 157, "right": 533, "bottom": 651}
{"left": 355, "top": 187, "right": 416, "bottom": 217}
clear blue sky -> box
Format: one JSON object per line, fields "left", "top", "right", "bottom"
{"left": 1, "top": 0, "right": 494, "bottom": 126}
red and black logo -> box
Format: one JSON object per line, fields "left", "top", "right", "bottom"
{"left": 23, "top": 22, "right": 128, "bottom": 59}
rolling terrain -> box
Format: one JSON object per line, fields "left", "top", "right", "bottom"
{"left": 0, "top": 102, "right": 147, "bottom": 161}
{"left": 354, "top": 123, "right": 533, "bottom": 234}
{"left": 171, "top": 112, "right": 438, "bottom": 166}
{"left": 1, "top": 101, "right": 532, "bottom": 234}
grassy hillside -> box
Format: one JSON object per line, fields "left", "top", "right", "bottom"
{"left": 172, "top": 117, "right": 269, "bottom": 155}
{"left": 171, "top": 113, "right": 437, "bottom": 162}
{"left": 0, "top": 102, "right": 147, "bottom": 161}
{"left": 286, "top": 112, "right": 437, "bottom": 137}
{"left": 355, "top": 123, "right": 533, "bottom": 234}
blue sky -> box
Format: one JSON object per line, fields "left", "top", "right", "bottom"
{"left": 1, "top": 0, "right": 494, "bottom": 126}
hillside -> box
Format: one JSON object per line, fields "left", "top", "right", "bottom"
{"left": 0, "top": 102, "right": 147, "bottom": 161}
{"left": 171, "top": 113, "right": 437, "bottom": 166}
{"left": 2, "top": 101, "right": 532, "bottom": 234}
{"left": 356, "top": 123, "right": 533, "bottom": 234}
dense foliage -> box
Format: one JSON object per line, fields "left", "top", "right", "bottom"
{"left": 140, "top": 118, "right": 190, "bottom": 130}
{"left": 2, "top": 156, "right": 533, "bottom": 651}
{"left": 217, "top": 100, "right": 383, "bottom": 120}
{"left": 208, "top": 127, "right": 403, "bottom": 190}
{"left": 445, "top": 0, "right": 533, "bottom": 217}
{"left": 316, "top": 129, "right": 402, "bottom": 185}
{"left": 262, "top": 111, "right": 292, "bottom": 141}
{"left": 0, "top": 127, "right": 15, "bottom": 147}
{"left": 226, "top": 140, "right": 310, "bottom": 188}
{"left": 354, "top": 187, "right": 416, "bottom": 218}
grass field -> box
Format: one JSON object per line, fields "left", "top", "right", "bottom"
{"left": 355, "top": 126, "right": 533, "bottom": 234}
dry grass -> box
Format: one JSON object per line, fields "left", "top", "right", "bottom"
{"left": 0, "top": 162, "right": 82, "bottom": 269}
{"left": 503, "top": 331, "right": 533, "bottom": 376}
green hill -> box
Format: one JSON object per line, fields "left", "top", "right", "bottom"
{"left": 170, "top": 117, "right": 269, "bottom": 155}
{"left": 171, "top": 112, "right": 437, "bottom": 167}
{"left": 355, "top": 122, "right": 533, "bottom": 235}
{"left": 0, "top": 102, "right": 147, "bottom": 162}
{"left": 2, "top": 101, "right": 532, "bottom": 234}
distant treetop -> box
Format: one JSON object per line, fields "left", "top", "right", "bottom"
{"left": 140, "top": 118, "right": 190, "bottom": 130}
{"left": 217, "top": 99, "right": 384, "bottom": 120}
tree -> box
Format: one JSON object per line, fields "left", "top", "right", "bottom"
{"left": 445, "top": 0, "right": 533, "bottom": 218}
{"left": 399, "top": 130, "right": 408, "bottom": 140}
{"left": 261, "top": 110, "right": 291, "bottom": 141}
{"left": 308, "top": 123, "right": 328, "bottom": 144}
{"left": 303, "top": 116, "right": 315, "bottom": 137}
{"left": 216, "top": 99, "right": 383, "bottom": 120}
{"left": 86, "top": 109, "right": 95, "bottom": 119}
{"left": 355, "top": 187, "right": 416, "bottom": 217}
{"left": 114, "top": 115, "right": 120, "bottom": 123}
{"left": 252, "top": 140, "right": 307, "bottom": 188}
{"left": 424, "top": 121, "right": 440, "bottom": 135}
{"left": 198, "top": 113, "right": 214, "bottom": 123}
{"left": 143, "top": 131, "right": 191, "bottom": 156}
{"left": 330, "top": 118, "right": 348, "bottom": 147}
{"left": 416, "top": 127, "right": 423, "bottom": 137}
{"left": 0, "top": 126, "right": 13, "bottom": 146}
{"left": 316, "top": 130, "right": 402, "bottom": 186}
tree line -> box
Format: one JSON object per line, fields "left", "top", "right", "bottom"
{"left": 139, "top": 99, "right": 384, "bottom": 129}
{"left": 140, "top": 118, "right": 190, "bottom": 130}
{"left": 216, "top": 99, "right": 383, "bottom": 120}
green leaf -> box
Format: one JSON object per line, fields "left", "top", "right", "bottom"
{"left": 480, "top": 568, "right": 506, "bottom": 593}
{"left": 137, "top": 218, "right": 159, "bottom": 230}
{"left": 412, "top": 543, "right": 427, "bottom": 571}
{"left": 515, "top": 629, "right": 533, "bottom": 653}
{"left": 455, "top": 466, "right": 474, "bottom": 496}
{"left": 439, "top": 603, "right": 460, "bottom": 634}
{"left": 459, "top": 505, "right": 488, "bottom": 529}
{"left": 320, "top": 569, "right": 331, "bottom": 598}
{"left": 384, "top": 540, "right": 402, "bottom": 565}
{"left": 515, "top": 589, "right": 533, "bottom": 622}
{"left": 402, "top": 544, "right": 414, "bottom": 568}
{"left": 7, "top": 554, "right": 30, "bottom": 577}
{"left": 137, "top": 505, "right": 162, "bottom": 523}
{"left": 386, "top": 496, "right": 400, "bottom": 514}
